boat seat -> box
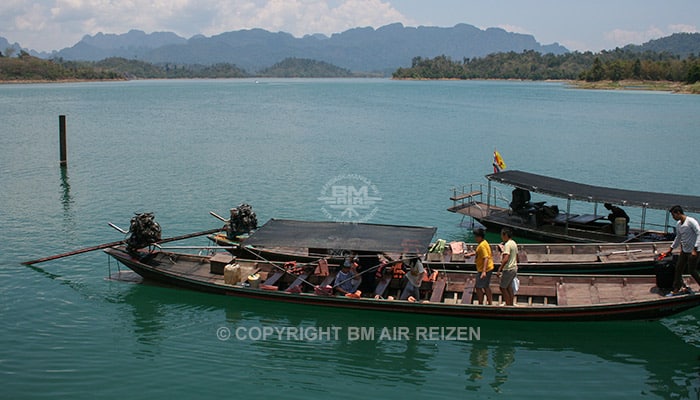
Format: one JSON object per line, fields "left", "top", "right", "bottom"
{"left": 286, "top": 273, "right": 310, "bottom": 291}
{"left": 319, "top": 273, "right": 337, "bottom": 287}
{"left": 429, "top": 278, "right": 447, "bottom": 302}
{"left": 263, "top": 270, "right": 285, "bottom": 286}
{"left": 461, "top": 278, "right": 476, "bottom": 304}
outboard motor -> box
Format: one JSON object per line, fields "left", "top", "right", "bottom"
{"left": 126, "top": 212, "right": 162, "bottom": 254}
{"left": 226, "top": 203, "right": 258, "bottom": 239}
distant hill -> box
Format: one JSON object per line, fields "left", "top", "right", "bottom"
{"left": 0, "top": 37, "right": 23, "bottom": 57}
{"left": 54, "top": 29, "right": 187, "bottom": 61}
{"left": 50, "top": 23, "right": 568, "bottom": 73}
{"left": 258, "top": 58, "right": 354, "bottom": 77}
{"left": 623, "top": 32, "right": 700, "bottom": 57}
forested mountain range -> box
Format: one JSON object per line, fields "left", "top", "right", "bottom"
{"left": 16, "top": 24, "right": 568, "bottom": 73}
{"left": 3, "top": 28, "right": 698, "bottom": 80}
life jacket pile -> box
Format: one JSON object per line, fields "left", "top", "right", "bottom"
{"left": 284, "top": 261, "right": 305, "bottom": 275}
{"left": 375, "top": 262, "right": 405, "bottom": 279}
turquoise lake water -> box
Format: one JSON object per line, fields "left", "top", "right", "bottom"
{"left": 2, "top": 79, "right": 700, "bottom": 399}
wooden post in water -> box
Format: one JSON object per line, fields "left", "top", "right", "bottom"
{"left": 59, "top": 115, "right": 67, "bottom": 166}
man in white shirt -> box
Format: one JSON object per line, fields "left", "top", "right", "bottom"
{"left": 665, "top": 205, "right": 700, "bottom": 294}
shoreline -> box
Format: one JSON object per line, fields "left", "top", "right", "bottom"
{"left": 0, "top": 78, "right": 127, "bottom": 85}
{"left": 2, "top": 77, "right": 699, "bottom": 94}
{"left": 392, "top": 77, "right": 700, "bottom": 94}
{"left": 566, "top": 79, "right": 700, "bottom": 94}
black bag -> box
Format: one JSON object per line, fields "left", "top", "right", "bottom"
{"left": 654, "top": 255, "right": 676, "bottom": 290}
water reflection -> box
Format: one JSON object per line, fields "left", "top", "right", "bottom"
{"left": 118, "top": 284, "right": 167, "bottom": 356}
{"left": 456, "top": 318, "right": 700, "bottom": 398}
{"left": 465, "top": 341, "right": 515, "bottom": 393}
{"left": 59, "top": 165, "right": 72, "bottom": 213}
{"left": 110, "top": 279, "right": 700, "bottom": 398}
{"left": 58, "top": 165, "right": 76, "bottom": 238}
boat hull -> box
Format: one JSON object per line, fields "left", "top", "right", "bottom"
{"left": 104, "top": 247, "right": 700, "bottom": 322}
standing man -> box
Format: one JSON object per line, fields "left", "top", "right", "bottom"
{"left": 498, "top": 228, "right": 518, "bottom": 306}
{"left": 465, "top": 228, "right": 494, "bottom": 305}
{"left": 664, "top": 205, "right": 700, "bottom": 294}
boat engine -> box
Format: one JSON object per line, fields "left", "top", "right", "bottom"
{"left": 126, "top": 212, "right": 162, "bottom": 254}
{"left": 226, "top": 203, "right": 258, "bottom": 239}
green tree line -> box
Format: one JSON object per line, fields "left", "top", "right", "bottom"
{"left": 1, "top": 53, "right": 359, "bottom": 81}
{"left": 4, "top": 48, "right": 699, "bottom": 83}
{"left": 393, "top": 49, "right": 700, "bottom": 83}
{"left": 0, "top": 51, "right": 122, "bottom": 81}
{"left": 20, "top": 56, "right": 250, "bottom": 80}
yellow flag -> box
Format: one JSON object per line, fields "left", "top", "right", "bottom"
{"left": 493, "top": 151, "right": 506, "bottom": 172}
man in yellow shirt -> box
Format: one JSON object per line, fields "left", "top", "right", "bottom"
{"left": 466, "top": 228, "right": 494, "bottom": 305}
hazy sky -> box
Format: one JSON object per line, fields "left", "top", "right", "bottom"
{"left": 2, "top": 0, "right": 698, "bottom": 52}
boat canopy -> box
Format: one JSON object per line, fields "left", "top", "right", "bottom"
{"left": 487, "top": 170, "right": 700, "bottom": 212}
{"left": 244, "top": 219, "right": 437, "bottom": 254}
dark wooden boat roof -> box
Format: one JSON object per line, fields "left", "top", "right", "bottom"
{"left": 487, "top": 170, "right": 700, "bottom": 212}
{"left": 244, "top": 219, "right": 437, "bottom": 254}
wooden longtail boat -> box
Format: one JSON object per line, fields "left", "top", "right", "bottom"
{"left": 427, "top": 240, "right": 670, "bottom": 274}
{"left": 104, "top": 245, "right": 700, "bottom": 321}
{"left": 448, "top": 170, "right": 700, "bottom": 243}
{"left": 209, "top": 219, "right": 669, "bottom": 274}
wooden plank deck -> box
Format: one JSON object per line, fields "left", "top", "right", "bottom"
{"left": 450, "top": 190, "right": 482, "bottom": 201}
{"left": 447, "top": 202, "right": 505, "bottom": 218}
{"left": 524, "top": 253, "right": 600, "bottom": 263}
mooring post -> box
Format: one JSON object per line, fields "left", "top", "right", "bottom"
{"left": 59, "top": 115, "right": 67, "bottom": 165}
